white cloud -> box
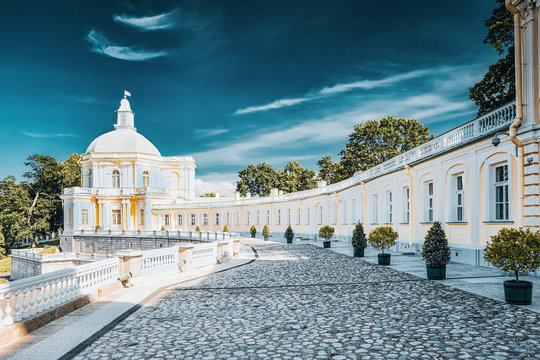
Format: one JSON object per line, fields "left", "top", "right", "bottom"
{"left": 86, "top": 30, "right": 168, "bottom": 61}
{"left": 235, "top": 97, "right": 312, "bottom": 115}
{"left": 113, "top": 10, "right": 177, "bottom": 31}
{"left": 193, "top": 128, "right": 229, "bottom": 138}
{"left": 195, "top": 173, "right": 237, "bottom": 197}
{"left": 23, "top": 132, "right": 79, "bottom": 138}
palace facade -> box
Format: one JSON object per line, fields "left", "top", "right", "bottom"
{"left": 62, "top": 1, "right": 540, "bottom": 266}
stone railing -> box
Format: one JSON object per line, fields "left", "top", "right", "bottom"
{"left": 155, "top": 101, "right": 516, "bottom": 210}
{"left": 0, "top": 257, "right": 120, "bottom": 328}
{"left": 192, "top": 243, "right": 218, "bottom": 269}
{"left": 11, "top": 249, "right": 108, "bottom": 262}
{"left": 69, "top": 229, "right": 240, "bottom": 242}
{"left": 141, "top": 247, "right": 179, "bottom": 276}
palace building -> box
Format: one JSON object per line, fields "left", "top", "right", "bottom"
{"left": 62, "top": 1, "right": 540, "bottom": 267}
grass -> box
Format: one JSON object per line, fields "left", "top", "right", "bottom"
{"left": 38, "top": 246, "right": 57, "bottom": 254}
{"left": 0, "top": 256, "right": 11, "bottom": 273}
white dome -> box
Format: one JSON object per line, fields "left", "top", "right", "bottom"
{"left": 85, "top": 129, "right": 161, "bottom": 156}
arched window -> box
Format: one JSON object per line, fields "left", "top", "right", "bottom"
{"left": 87, "top": 169, "right": 93, "bottom": 188}
{"left": 171, "top": 172, "right": 179, "bottom": 190}
{"left": 112, "top": 170, "right": 120, "bottom": 188}
{"left": 143, "top": 171, "right": 150, "bottom": 188}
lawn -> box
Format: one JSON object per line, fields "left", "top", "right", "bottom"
{"left": 0, "top": 256, "right": 11, "bottom": 273}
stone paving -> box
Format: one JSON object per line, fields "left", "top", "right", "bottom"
{"left": 74, "top": 240, "right": 540, "bottom": 360}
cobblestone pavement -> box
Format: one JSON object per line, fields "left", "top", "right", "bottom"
{"left": 74, "top": 240, "right": 540, "bottom": 360}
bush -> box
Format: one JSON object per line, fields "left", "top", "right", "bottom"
{"left": 318, "top": 225, "right": 335, "bottom": 241}
{"left": 262, "top": 225, "right": 271, "bottom": 241}
{"left": 351, "top": 222, "right": 367, "bottom": 250}
{"left": 484, "top": 228, "right": 540, "bottom": 282}
{"left": 223, "top": 225, "right": 229, "bottom": 232}
{"left": 195, "top": 225, "right": 201, "bottom": 232}
{"left": 285, "top": 225, "right": 294, "bottom": 242}
{"left": 161, "top": 226, "right": 166, "bottom": 231}
{"left": 422, "top": 221, "right": 451, "bottom": 267}
{"left": 368, "top": 226, "right": 398, "bottom": 254}
{"left": 250, "top": 225, "right": 257, "bottom": 238}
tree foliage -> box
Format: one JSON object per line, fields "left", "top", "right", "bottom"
{"left": 285, "top": 225, "right": 294, "bottom": 242}
{"left": 236, "top": 162, "right": 316, "bottom": 197}
{"left": 319, "top": 117, "right": 433, "bottom": 183}
{"left": 469, "top": 0, "right": 515, "bottom": 116}
{"left": 262, "top": 225, "right": 271, "bottom": 240}
{"left": 422, "top": 221, "right": 451, "bottom": 267}
{"left": 484, "top": 228, "right": 540, "bottom": 282}
{"left": 200, "top": 193, "right": 216, "bottom": 197}
{"left": 223, "top": 225, "right": 229, "bottom": 232}
{"left": 368, "top": 226, "right": 398, "bottom": 254}
{"left": 250, "top": 225, "right": 257, "bottom": 238}
{"left": 351, "top": 221, "right": 367, "bottom": 250}
{"left": 318, "top": 225, "right": 335, "bottom": 241}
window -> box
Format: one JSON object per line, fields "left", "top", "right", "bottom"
{"left": 235, "top": 212, "right": 240, "bottom": 225}
{"left": 226, "top": 212, "right": 230, "bottom": 225}
{"left": 305, "top": 207, "right": 310, "bottom": 225}
{"left": 341, "top": 200, "right": 348, "bottom": 224}
{"left": 171, "top": 172, "right": 179, "bottom": 190}
{"left": 332, "top": 203, "right": 337, "bottom": 225}
{"left": 177, "top": 214, "right": 183, "bottom": 226}
{"left": 276, "top": 210, "right": 281, "bottom": 225}
{"left": 372, "top": 194, "right": 378, "bottom": 223}
{"left": 67, "top": 209, "right": 73, "bottom": 225}
{"left": 112, "top": 209, "right": 122, "bottom": 225}
{"left": 494, "top": 165, "right": 509, "bottom": 220}
{"left": 215, "top": 213, "right": 220, "bottom": 226}
{"left": 454, "top": 175, "right": 465, "bottom": 222}
{"left": 318, "top": 205, "right": 323, "bottom": 225}
{"left": 402, "top": 187, "right": 410, "bottom": 223}
{"left": 359, "top": 196, "right": 364, "bottom": 224}
{"left": 190, "top": 214, "right": 196, "bottom": 226}
{"left": 266, "top": 210, "right": 270, "bottom": 225}
{"left": 426, "top": 182, "right": 434, "bottom": 222}
{"left": 112, "top": 170, "right": 120, "bottom": 188}
{"left": 81, "top": 209, "right": 89, "bottom": 225}
{"left": 256, "top": 211, "right": 260, "bottom": 225}
{"left": 203, "top": 214, "right": 208, "bottom": 226}
{"left": 142, "top": 171, "right": 150, "bottom": 188}
{"left": 351, "top": 198, "right": 356, "bottom": 224}
{"left": 163, "top": 214, "right": 170, "bottom": 226}
{"left": 245, "top": 212, "right": 250, "bottom": 225}
{"left": 297, "top": 208, "right": 301, "bottom": 225}
{"left": 140, "top": 209, "right": 145, "bottom": 225}
{"left": 386, "top": 191, "right": 393, "bottom": 223}
{"left": 87, "top": 169, "right": 93, "bottom": 188}
{"left": 287, "top": 209, "right": 291, "bottom": 225}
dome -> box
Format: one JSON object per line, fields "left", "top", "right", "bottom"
{"left": 85, "top": 128, "right": 161, "bottom": 156}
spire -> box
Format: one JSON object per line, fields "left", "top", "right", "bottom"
{"left": 115, "top": 91, "right": 136, "bottom": 131}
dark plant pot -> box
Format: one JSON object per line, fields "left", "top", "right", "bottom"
{"left": 378, "top": 253, "right": 391, "bottom": 265}
{"left": 426, "top": 265, "right": 446, "bottom": 280}
{"left": 323, "top": 241, "right": 331, "bottom": 248}
{"left": 353, "top": 248, "right": 365, "bottom": 257}
{"left": 503, "top": 280, "right": 533, "bottom": 305}
{"left": 286, "top": 239, "right": 293, "bottom": 244}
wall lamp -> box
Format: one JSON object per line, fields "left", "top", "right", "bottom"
{"left": 492, "top": 132, "right": 510, "bottom": 147}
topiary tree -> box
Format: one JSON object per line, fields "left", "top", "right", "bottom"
{"left": 484, "top": 228, "right": 540, "bottom": 282}
{"left": 368, "top": 226, "right": 398, "bottom": 254}
{"left": 195, "top": 225, "right": 201, "bottom": 232}
{"left": 285, "top": 225, "right": 294, "bottom": 242}
{"left": 318, "top": 225, "right": 335, "bottom": 241}
{"left": 351, "top": 222, "right": 367, "bottom": 250}
{"left": 223, "top": 225, "right": 229, "bottom": 232}
{"left": 422, "top": 221, "right": 451, "bottom": 267}
{"left": 250, "top": 225, "right": 257, "bottom": 238}
{"left": 262, "top": 225, "right": 271, "bottom": 241}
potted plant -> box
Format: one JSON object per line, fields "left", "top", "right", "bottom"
{"left": 285, "top": 225, "right": 294, "bottom": 244}
{"left": 484, "top": 228, "right": 540, "bottom": 305}
{"left": 262, "top": 225, "right": 271, "bottom": 241}
{"left": 368, "top": 226, "right": 398, "bottom": 265}
{"left": 319, "top": 225, "right": 335, "bottom": 248}
{"left": 250, "top": 225, "right": 257, "bottom": 238}
{"left": 223, "top": 225, "right": 229, "bottom": 232}
{"left": 351, "top": 222, "right": 367, "bottom": 257}
{"left": 195, "top": 225, "right": 201, "bottom": 232}
{"left": 422, "top": 221, "right": 451, "bottom": 279}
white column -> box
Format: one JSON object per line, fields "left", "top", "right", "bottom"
{"left": 145, "top": 198, "right": 153, "bottom": 230}
{"left": 72, "top": 199, "right": 80, "bottom": 231}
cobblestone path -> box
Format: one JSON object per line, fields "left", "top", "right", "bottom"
{"left": 74, "top": 240, "right": 540, "bottom": 360}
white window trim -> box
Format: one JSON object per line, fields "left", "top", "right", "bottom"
{"left": 484, "top": 155, "right": 513, "bottom": 222}
{"left": 447, "top": 168, "right": 466, "bottom": 222}
{"left": 385, "top": 190, "right": 393, "bottom": 224}
{"left": 401, "top": 186, "right": 410, "bottom": 223}
{"left": 423, "top": 179, "right": 435, "bottom": 222}
{"left": 371, "top": 193, "right": 378, "bottom": 224}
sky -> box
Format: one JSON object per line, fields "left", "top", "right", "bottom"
{"left": 0, "top": 0, "right": 501, "bottom": 195}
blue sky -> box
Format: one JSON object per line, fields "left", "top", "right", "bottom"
{"left": 0, "top": 1, "right": 500, "bottom": 195}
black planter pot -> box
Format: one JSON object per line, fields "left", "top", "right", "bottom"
{"left": 286, "top": 239, "right": 293, "bottom": 244}
{"left": 378, "top": 253, "right": 391, "bottom": 265}
{"left": 323, "top": 241, "right": 331, "bottom": 248}
{"left": 504, "top": 280, "right": 533, "bottom": 305}
{"left": 426, "top": 265, "right": 446, "bottom": 280}
{"left": 353, "top": 248, "right": 365, "bottom": 257}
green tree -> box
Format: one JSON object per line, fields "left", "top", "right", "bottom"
{"left": 223, "top": 225, "right": 229, "bottom": 232}
{"left": 422, "top": 222, "right": 451, "bottom": 267}
{"left": 0, "top": 226, "right": 6, "bottom": 258}
{"left": 337, "top": 117, "right": 433, "bottom": 180}
{"left": 317, "top": 156, "right": 345, "bottom": 184}
{"left": 250, "top": 225, "right": 257, "bottom": 238}
{"left": 236, "top": 163, "right": 280, "bottom": 197}
{"left": 484, "top": 228, "right": 540, "bottom": 282}
{"left": 318, "top": 225, "right": 335, "bottom": 240}
{"left": 368, "top": 226, "right": 398, "bottom": 254}
{"left": 280, "top": 162, "right": 317, "bottom": 193}
{"left": 195, "top": 225, "right": 201, "bottom": 231}
{"left": 0, "top": 176, "right": 33, "bottom": 249}
{"left": 200, "top": 193, "right": 216, "bottom": 197}
{"left": 469, "top": 0, "right": 515, "bottom": 116}
{"left": 285, "top": 225, "right": 294, "bottom": 242}
{"left": 262, "top": 225, "right": 271, "bottom": 241}
{"left": 351, "top": 222, "right": 367, "bottom": 250}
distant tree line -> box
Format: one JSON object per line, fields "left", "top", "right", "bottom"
{"left": 0, "top": 153, "right": 81, "bottom": 257}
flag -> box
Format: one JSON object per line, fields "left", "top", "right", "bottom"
{"left": 124, "top": 90, "right": 131, "bottom": 97}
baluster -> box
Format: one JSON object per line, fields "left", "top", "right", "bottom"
{"left": 28, "top": 285, "right": 36, "bottom": 316}
{"left": 59, "top": 278, "right": 66, "bottom": 304}
{"left": 19, "top": 287, "right": 30, "bottom": 319}
{"left": 12, "top": 290, "right": 21, "bottom": 322}
{"left": 49, "top": 282, "right": 58, "bottom": 307}
{"left": 42, "top": 282, "right": 51, "bottom": 310}
{"left": 4, "top": 294, "right": 13, "bottom": 326}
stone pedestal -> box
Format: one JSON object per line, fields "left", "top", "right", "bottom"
{"left": 178, "top": 245, "right": 194, "bottom": 272}
{"left": 233, "top": 239, "right": 241, "bottom": 257}
{"left": 114, "top": 250, "right": 143, "bottom": 277}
